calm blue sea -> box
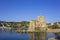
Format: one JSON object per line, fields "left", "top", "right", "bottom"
{"left": 0, "top": 32, "right": 55, "bottom": 40}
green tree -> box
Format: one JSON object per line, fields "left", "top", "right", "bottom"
{"left": 21, "top": 21, "right": 29, "bottom": 28}
{"left": 48, "top": 24, "right": 59, "bottom": 29}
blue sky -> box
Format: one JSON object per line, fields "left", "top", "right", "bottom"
{"left": 0, "top": 0, "right": 60, "bottom": 23}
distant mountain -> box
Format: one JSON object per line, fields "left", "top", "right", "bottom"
{"left": 0, "top": 21, "right": 6, "bottom": 23}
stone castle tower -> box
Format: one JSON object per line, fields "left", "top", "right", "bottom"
{"left": 29, "top": 16, "right": 47, "bottom": 40}
{"left": 38, "top": 16, "right": 44, "bottom": 23}
{"left": 29, "top": 16, "right": 47, "bottom": 31}
{"left": 29, "top": 20, "right": 36, "bottom": 31}
{"left": 37, "top": 16, "right": 46, "bottom": 27}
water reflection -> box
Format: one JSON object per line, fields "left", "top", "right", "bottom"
{"left": 0, "top": 32, "right": 29, "bottom": 40}
{"left": 0, "top": 30, "right": 60, "bottom": 40}
{"left": 55, "top": 32, "right": 60, "bottom": 40}
{"left": 46, "top": 33, "right": 55, "bottom": 40}
{"left": 0, "top": 32, "right": 56, "bottom": 40}
{"left": 46, "top": 32, "right": 60, "bottom": 40}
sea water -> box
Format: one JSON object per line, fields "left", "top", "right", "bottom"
{"left": 0, "top": 32, "right": 55, "bottom": 40}
{"left": 0, "top": 32, "right": 29, "bottom": 40}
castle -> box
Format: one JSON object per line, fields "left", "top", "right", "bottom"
{"left": 29, "top": 16, "right": 47, "bottom": 31}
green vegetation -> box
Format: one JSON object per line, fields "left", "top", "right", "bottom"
{"left": 0, "top": 21, "right": 60, "bottom": 29}
{"left": 20, "top": 21, "right": 29, "bottom": 28}
{"left": 48, "top": 23, "right": 60, "bottom": 29}
{"left": 0, "top": 21, "right": 29, "bottom": 29}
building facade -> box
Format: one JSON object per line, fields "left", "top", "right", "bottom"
{"left": 29, "top": 16, "right": 47, "bottom": 31}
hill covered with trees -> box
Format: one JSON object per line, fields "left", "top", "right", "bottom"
{"left": 0, "top": 21, "right": 29, "bottom": 29}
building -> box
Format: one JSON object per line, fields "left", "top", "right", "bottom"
{"left": 28, "top": 16, "right": 47, "bottom": 31}
{"left": 28, "top": 16, "right": 47, "bottom": 40}
{"left": 29, "top": 20, "right": 36, "bottom": 31}
{"left": 16, "top": 23, "right": 22, "bottom": 27}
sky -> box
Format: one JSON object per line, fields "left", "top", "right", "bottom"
{"left": 0, "top": 0, "right": 60, "bottom": 23}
